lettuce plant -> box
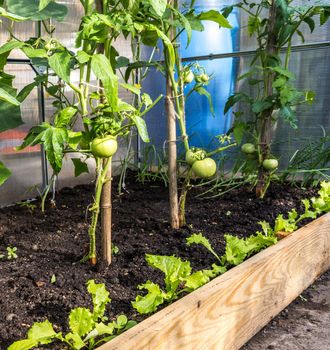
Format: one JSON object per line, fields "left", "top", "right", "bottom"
{"left": 9, "top": 280, "right": 136, "bottom": 350}
{"left": 132, "top": 254, "right": 226, "bottom": 314}
{"left": 275, "top": 181, "right": 330, "bottom": 233}
{"left": 187, "top": 228, "right": 276, "bottom": 268}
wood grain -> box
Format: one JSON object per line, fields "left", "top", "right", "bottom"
{"left": 97, "top": 213, "right": 330, "bottom": 350}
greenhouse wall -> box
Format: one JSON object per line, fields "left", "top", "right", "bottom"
{"left": 1, "top": 0, "right": 330, "bottom": 206}
{"left": 141, "top": 0, "right": 330, "bottom": 169}
{"left": 0, "top": 0, "right": 134, "bottom": 206}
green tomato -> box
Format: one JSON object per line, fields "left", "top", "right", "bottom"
{"left": 241, "top": 143, "right": 256, "bottom": 154}
{"left": 185, "top": 148, "right": 206, "bottom": 165}
{"left": 262, "top": 158, "right": 278, "bottom": 171}
{"left": 91, "top": 135, "right": 118, "bottom": 158}
{"left": 192, "top": 158, "right": 217, "bottom": 178}
{"left": 200, "top": 74, "right": 210, "bottom": 83}
{"left": 183, "top": 70, "right": 194, "bottom": 84}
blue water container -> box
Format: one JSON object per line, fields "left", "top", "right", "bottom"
{"left": 180, "top": 0, "right": 239, "bottom": 150}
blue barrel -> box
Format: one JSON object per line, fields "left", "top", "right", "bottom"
{"left": 180, "top": 0, "right": 239, "bottom": 150}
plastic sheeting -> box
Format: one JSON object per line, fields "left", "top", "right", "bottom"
{"left": 141, "top": 0, "right": 330, "bottom": 166}
{"left": 0, "top": 1, "right": 134, "bottom": 205}
{"left": 0, "top": 64, "right": 43, "bottom": 206}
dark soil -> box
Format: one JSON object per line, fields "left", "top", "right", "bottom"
{"left": 0, "top": 173, "right": 321, "bottom": 349}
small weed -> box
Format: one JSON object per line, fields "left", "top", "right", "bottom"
{"left": 6, "top": 247, "right": 18, "bottom": 260}
{"left": 17, "top": 201, "right": 37, "bottom": 213}
{"left": 112, "top": 245, "right": 120, "bottom": 255}
{"left": 50, "top": 274, "right": 56, "bottom": 284}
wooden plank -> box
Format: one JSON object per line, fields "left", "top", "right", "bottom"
{"left": 97, "top": 213, "right": 330, "bottom": 350}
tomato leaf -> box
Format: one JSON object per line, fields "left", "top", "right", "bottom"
{"left": 252, "top": 100, "right": 273, "bottom": 114}
{"left": 131, "top": 115, "right": 150, "bottom": 143}
{"left": 7, "top": 0, "right": 68, "bottom": 21}
{"left": 144, "top": 24, "right": 175, "bottom": 67}
{"left": 0, "top": 7, "right": 27, "bottom": 21}
{"left": 91, "top": 54, "right": 118, "bottom": 110}
{"left": 232, "top": 122, "right": 247, "bottom": 144}
{"left": 15, "top": 125, "right": 48, "bottom": 151}
{"left": 76, "top": 51, "right": 90, "bottom": 64}
{"left": 39, "top": 0, "right": 53, "bottom": 11}
{"left": 0, "top": 161, "right": 11, "bottom": 186}
{"left": 224, "top": 92, "right": 250, "bottom": 114}
{"left": 41, "top": 126, "right": 68, "bottom": 174}
{"left": 0, "top": 82, "right": 23, "bottom": 132}
{"left": 54, "top": 106, "right": 78, "bottom": 127}
{"left": 198, "top": 10, "right": 232, "bottom": 28}
{"left": 0, "top": 87, "right": 20, "bottom": 106}
{"left": 149, "top": 0, "right": 167, "bottom": 17}
{"left": 17, "top": 81, "right": 38, "bottom": 102}
{"left": 48, "top": 51, "right": 72, "bottom": 83}
{"left": 0, "top": 40, "right": 25, "bottom": 55}
{"left": 194, "top": 86, "right": 215, "bottom": 116}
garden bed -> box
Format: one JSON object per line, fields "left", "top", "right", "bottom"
{"left": 0, "top": 173, "right": 326, "bottom": 349}
{"left": 97, "top": 211, "right": 330, "bottom": 350}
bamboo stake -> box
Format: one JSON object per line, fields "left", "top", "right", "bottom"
{"left": 165, "top": 0, "right": 180, "bottom": 229}
{"left": 256, "top": 0, "right": 278, "bottom": 198}
{"left": 166, "top": 75, "right": 180, "bottom": 229}
{"left": 101, "top": 158, "right": 112, "bottom": 264}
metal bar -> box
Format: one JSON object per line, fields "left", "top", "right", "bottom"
{"left": 181, "top": 41, "right": 330, "bottom": 62}
{"left": 7, "top": 41, "right": 330, "bottom": 66}
{"left": 7, "top": 58, "right": 31, "bottom": 64}
{"left": 37, "top": 82, "right": 49, "bottom": 189}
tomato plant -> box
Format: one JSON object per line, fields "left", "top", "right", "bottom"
{"left": 0, "top": 0, "right": 166, "bottom": 265}
{"left": 224, "top": 1, "right": 330, "bottom": 198}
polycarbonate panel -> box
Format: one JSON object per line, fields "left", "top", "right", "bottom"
{"left": 43, "top": 0, "right": 134, "bottom": 188}
{"left": 47, "top": 0, "right": 84, "bottom": 51}
{"left": 0, "top": 64, "right": 43, "bottom": 206}
{"left": 272, "top": 47, "right": 330, "bottom": 167}
{"left": 232, "top": 46, "right": 330, "bottom": 168}
{"left": 0, "top": 20, "right": 37, "bottom": 60}
{"left": 238, "top": 0, "right": 330, "bottom": 53}
{"left": 180, "top": 0, "right": 330, "bottom": 58}
{"left": 180, "top": 0, "right": 239, "bottom": 59}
